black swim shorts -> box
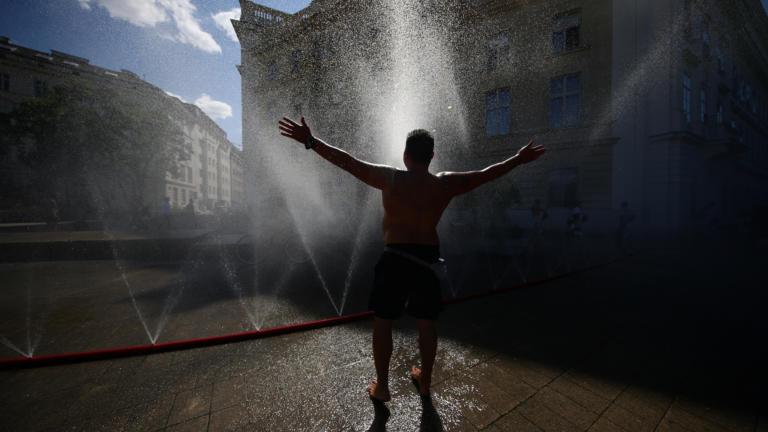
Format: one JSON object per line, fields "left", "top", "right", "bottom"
{"left": 368, "top": 243, "right": 443, "bottom": 320}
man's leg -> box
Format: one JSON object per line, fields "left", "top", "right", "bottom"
{"left": 412, "top": 319, "right": 437, "bottom": 396}
{"left": 368, "top": 316, "right": 393, "bottom": 402}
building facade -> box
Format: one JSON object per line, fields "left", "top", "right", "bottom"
{"left": 0, "top": 37, "right": 244, "bottom": 215}
{"left": 235, "top": 0, "right": 767, "bottom": 236}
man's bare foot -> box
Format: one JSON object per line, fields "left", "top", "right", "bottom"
{"left": 367, "top": 378, "right": 391, "bottom": 402}
{"left": 410, "top": 366, "right": 431, "bottom": 396}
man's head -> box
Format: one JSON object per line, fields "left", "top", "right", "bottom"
{"left": 404, "top": 129, "right": 434, "bottom": 169}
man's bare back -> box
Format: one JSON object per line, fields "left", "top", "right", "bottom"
{"left": 382, "top": 170, "right": 451, "bottom": 245}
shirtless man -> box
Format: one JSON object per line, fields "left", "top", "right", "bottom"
{"left": 278, "top": 117, "right": 545, "bottom": 401}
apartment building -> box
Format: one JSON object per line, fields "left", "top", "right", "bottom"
{"left": 0, "top": 37, "right": 244, "bottom": 214}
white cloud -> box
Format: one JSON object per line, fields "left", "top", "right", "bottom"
{"left": 164, "top": 91, "right": 186, "bottom": 102}
{"left": 78, "top": 0, "right": 221, "bottom": 53}
{"left": 78, "top": 0, "right": 167, "bottom": 27}
{"left": 158, "top": 0, "right": 222, "bottom": 53}
{"left": 194, "top": 94, "right": 232, "bottom": 120}
{"left": 211, "top": 7, "right": 240, "bottom": 42}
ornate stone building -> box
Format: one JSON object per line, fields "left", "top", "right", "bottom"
{"left": 234, "top": 0, "right": 768, "bottom": 236}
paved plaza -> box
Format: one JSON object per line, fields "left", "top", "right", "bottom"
{"left": 1, "top": 241, "right": 766, "bottom": 431}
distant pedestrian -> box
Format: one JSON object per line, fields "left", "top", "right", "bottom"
{"left": 160, "top": 197, "right": 171, "bottom": 230}
{"left": 185, "top": 198, "right": 197, "bottom": 229}
{"left": 617, "top": 201, "right": 635, "bottom": 252}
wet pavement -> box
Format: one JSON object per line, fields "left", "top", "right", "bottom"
{"left": 1, "top": 241, "right": 766, "bottom": 431}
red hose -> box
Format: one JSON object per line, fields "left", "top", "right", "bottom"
{"left": 0, "top": 259, "right": 617, "bottom": 369}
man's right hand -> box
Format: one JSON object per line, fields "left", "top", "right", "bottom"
{"left": 515, "top": 139, "right": 546, "bottom": 164}
{"left": 278, "top": 116, "right": 313, "bottom": 146}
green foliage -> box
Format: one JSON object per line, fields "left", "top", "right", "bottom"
{"left": 0, "top": 84, "right": 188, "bottom": 219}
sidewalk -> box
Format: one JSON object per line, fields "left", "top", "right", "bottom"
{"left": 0, "top": 229, "right": 215, "bottom": 263}
{"left": 1, "top": 245, "right": 765, "bottom": 431}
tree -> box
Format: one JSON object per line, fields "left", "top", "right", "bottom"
{"left": 0, "top": 84, "right": 188, "bottom": 222}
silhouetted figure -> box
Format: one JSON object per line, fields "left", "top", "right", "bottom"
{"left": 185, "top": 198, "right": 197, "bottom": 229}
{"left": 279, "top": 116, "right": 545, "bottom": 404}
{"left": 617, "top": 201, "right": 635, "bottom": 252}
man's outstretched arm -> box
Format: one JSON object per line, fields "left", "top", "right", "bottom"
{"left": 438, "top": 139, "right": 546, "bottom": 197}
{"left": 278, "top": 116, "right": 395, "bottom": 190}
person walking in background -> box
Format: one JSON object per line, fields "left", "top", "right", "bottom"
{"left": 185, "top": 198, "right": 197, "bottom": 229}
{"left": 278, "top": 116, "right": 545, "bottom": 403}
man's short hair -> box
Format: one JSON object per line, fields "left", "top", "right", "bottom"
{"left": 405, "top": 129, "right": 434, "bottom": 165}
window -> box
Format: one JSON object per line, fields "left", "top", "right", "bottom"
{"left": 486, "top": 33, "right": 510, "bottom": 72}
{"left": 549, "top": 73, "right": 581, "bottom": 128}
{"left": 548, "top": 168, "right": 579, "bottom": 207}
{"left": 700, "top": 87, "right": 707, "bottom": 124}
{"left": 553, "top": 13, "right": 581, "bottom": 53}
{"left": 485, "top": 88, "right": 511, "bottom": 136}
{"left": 0, "top": 73, "right": 8, "bottom": 91}
{"left": 682, "top": 73, "right": 692, "bottom": 124}
{"left": 33, "top": 79, "right": 47, "bottom": 97}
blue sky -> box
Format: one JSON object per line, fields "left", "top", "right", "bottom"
{"left": 1, "top": 0, "right": 766, "bottom": 147}
{"left": 0, "top": 0, "right": 313, "bottom": 148}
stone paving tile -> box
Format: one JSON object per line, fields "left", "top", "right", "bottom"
{"left": 562, "top": 369, "right": 625, "bottom": 402}
{"left": 470, "top": 359, "right": 537, "bottom": 409}
{"left": 602, "top": 403, "right": 664, "bottom": 432}
{"left": 612, "top": 385, "right": 671, "bottom": 421}
{"left": 674, "top": 397, "right": 756, "bottom": 432}
{"left": 211, "top": 376, "right": 246, "bottom": 412}
{"left": 1, "top": 386, "right": 77, "bottom": 432}
{"left": 167, "top": 384, "right": 213, "bottom": 427}
{"left": 491, "top": 355, "right": 563, "bottom": 390}
{"left": 164, "top": 414, "right": 209, "bottom": 432}
{"left": 492, "top": 411, "right": 543, "bottom": 431}
{"left": 516, "top": 397, "right": 582, "bottom": 432}
{"left": 657, "top": 403, "right": 733, "bottom": 432}
{"left": 533, "top": 386, "right": 598, "bottom": 430}
{"left": 461, "top": 364, "right": 529, "bottom": 415}
{"left": 209, "top": 405, "right": 251, "bottom": 432}
{"left": 549, "top": 374, "right": 612, "bottom": 415}
{"left": 433, "top": 375, "right": 503, "bottom": 430}
{"left": 588, "top": 416, "right": 625, "bottom": 432}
